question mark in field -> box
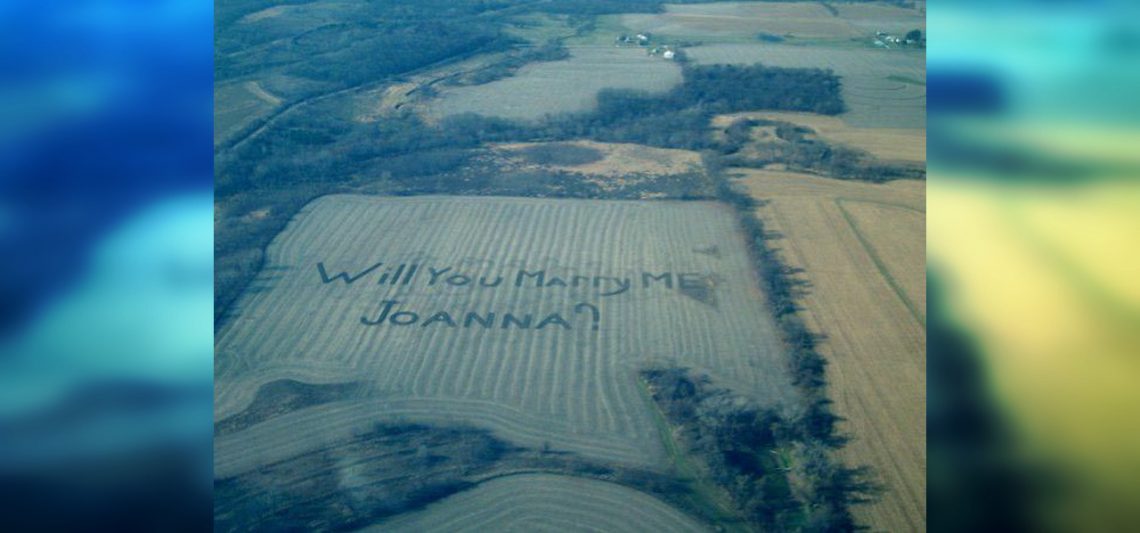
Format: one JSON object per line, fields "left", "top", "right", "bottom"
{"left": 574, "top": 302, "right": 600, "bottom": 331}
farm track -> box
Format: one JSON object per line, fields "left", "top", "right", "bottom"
{"left": 214, "top": 80, "right": 277, "bottom": 146}
{"left": 361, "top": 473, "right": 708, "bottom": 532}
{"left": 215, "top": 195, "right": 796, "bottom": 513}
{"left": 214, "top": 43, "right": 505, "bottom": 155}
{"left": 243, "top": 80, "right": 282, "bottom": 106}
{"left": 735, "top": 169, "right": 926, "bottom": 532}
{"left": 836, "top": 199, "right": 926, "bottom": 326}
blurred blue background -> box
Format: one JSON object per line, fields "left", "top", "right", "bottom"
{"left": 0, "top": 0, "right": 212, "bottom": 530}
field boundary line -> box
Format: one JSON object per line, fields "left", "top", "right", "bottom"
{"left": 835, "top": 198, "right": 925, "bottom": 327}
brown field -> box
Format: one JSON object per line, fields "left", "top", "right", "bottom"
{"left": 713, "top": 111, "right": 926, "bottom": 163}
{"left": 834, "top": 2, "right": 927, "bottom": 35}
{"left": 733, "top": 168, "right": 926, "bottom": 531}
{"left": 619, "top": 1, "right": 923, "bottom": 43}
{"left": 622, "top": 2, "right": 861, "bottom": 42}
{"left": 491, "top": 140, "right": 702, "bottom": 180}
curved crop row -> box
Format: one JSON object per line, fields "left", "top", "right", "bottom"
{"left": 366, "top": 473, "right": 707, "bottom": 532}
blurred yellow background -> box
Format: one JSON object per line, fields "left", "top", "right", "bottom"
{"left": 930, "top": 127, "right": 1140, "bottom": 530}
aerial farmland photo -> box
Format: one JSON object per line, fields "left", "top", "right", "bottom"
{"left": 214, "top": 1, "right": 925, "bottom": 531}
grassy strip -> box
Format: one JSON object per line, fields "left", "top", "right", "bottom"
{"left": 635, "top": 378, "right": 748, "bottom": 531}
{"left": 835, "top": 198, "right": 926, "bottom": 327}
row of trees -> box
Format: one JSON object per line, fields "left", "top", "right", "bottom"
{"left": 220, "top": 62, "right": 848, "bottom": 196}
{"left": 643, "top": 367, "right": 880, "bottom": 531}
{"left": 708, "top": 157, "right": 889, "bottom": 529}
{"left": 717, "top": 118, "right": 925, "bottom": 181}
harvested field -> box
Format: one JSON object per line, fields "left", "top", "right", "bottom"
{"left": 424, "top": 45, "right": 682, "bottom": 120}
{"left": 622, "top": 2, "right": 861, "bottom": 42}
{"left": 619, "top": 2, "right": 923, "bottom": 43}
{"left": 834, "top": 3, "right": 927, "bottom": 36}
{"left": 840, "top": 200, "right": 925, "bottom": 323}
{"left": 215, "top": 195, "right": 794, "bottom": 478}
{"left": 686, "top": 43, "right": 925, "bottom": 128}
{"left": 732, "top": 168, "right": 926, "bottom": 531}
{"left": 365, "top": 473, "right": 707, "bottom": 532}
{"left": 713, "top": 111, "right": 926, "bottom": 163}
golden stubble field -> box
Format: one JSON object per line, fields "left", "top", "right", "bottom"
{"left": 734, "top": 168, "right": 926, "bottom": 531}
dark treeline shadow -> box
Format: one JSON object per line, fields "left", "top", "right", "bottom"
{"left": 927, "top": 269, "right": 1052, "bottom": 533}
